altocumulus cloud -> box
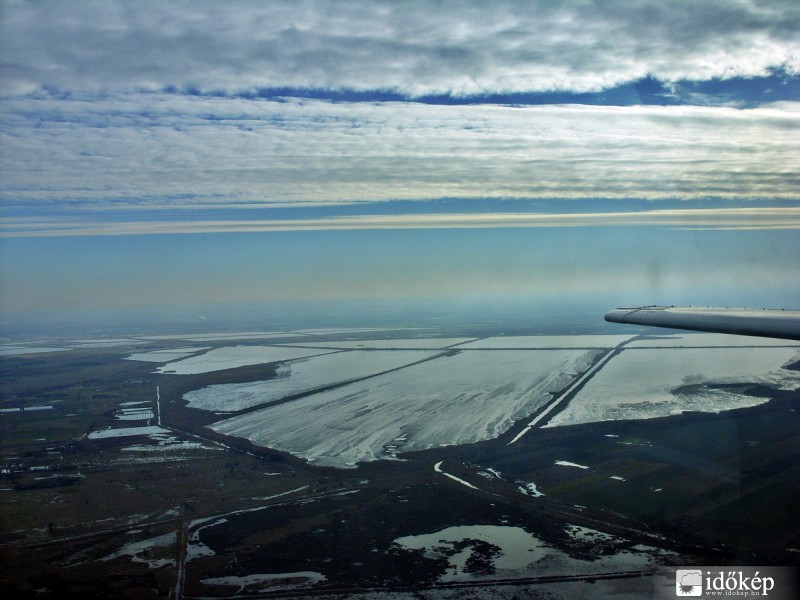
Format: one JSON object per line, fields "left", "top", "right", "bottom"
{"left": 1, "top": 95, "right": 798, "bottom": 210}
{"left": 1, "top": 0, "right": 798, "bottom": 97}
{"left": 1, "top": 0, "right": 799, "bottom": 236}
{"left": 3, "top": 207, "right": 800, "bottom": 238}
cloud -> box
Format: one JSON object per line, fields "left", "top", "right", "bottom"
{"left": 1, "top": 95, "right": 798, "bottom": 208}
{"left": 2, "top": 1, "right": 798, "bottom": 98}
{"left": 4, "top": 207, "right": 799, "bottom": 238}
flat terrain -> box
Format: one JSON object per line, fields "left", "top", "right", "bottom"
{"left": 1, "top": 328, "right": 798, "bottom": 598}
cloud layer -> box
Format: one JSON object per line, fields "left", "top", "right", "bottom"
{"left": 2, "top": 0, "right": 799, "bottom": 97}
{"left": 2, "top": 94, "right": 798, "bottom": 209}
{"left": 1, "top": 1, "right": 798, "bottom": 237}
{"left": 4, "top": 206, "right": 799, "bottom": 238}
{"left": 1, "top": 2, "right": 798, "bottom": 329}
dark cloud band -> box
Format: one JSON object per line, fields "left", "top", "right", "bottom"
{"left": 2, "top": 1, "right": 798, "bottom": 98}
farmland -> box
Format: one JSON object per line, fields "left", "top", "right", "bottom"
{"left": 1, "top": 327, "right": 798, "bottom": 598}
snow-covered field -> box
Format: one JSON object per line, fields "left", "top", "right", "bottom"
{"left": 116, "top": 408, "right": 154, "bottom": 421}
{"left": 121, "top": 440, "right": 211, "bottom": 452}
{"left": 125, "top": 347, "right": 210, "bottom": 363}
{"left": 201, "top": 572, "right": 326, "bottom": 594}
{"left": 154, "top": 346, "right": 337, "bottom": 375}
{"left": 1, "top": 340, "right": 148, "bottom": 354}
{"left": 184, "top": 350, "right": 439, "bottom": 412}
{"left": 101, "top": 532, "right": 177, "bottom": 570}
{"left": 138, "top": 331, "right": 305, "bottom": 341}
{"left": 459, "top": 335, "right": 633, "bottom": 349}
{"left": 69, "top": 340, "right": 146, "bottom": 348}
{"left": 546, "top": 346, "right": 800, "bottom": 427}
{"left": 210, "top": 349, "right": 599, "bottom": 467}
{"left": 88, "top": 426, "right": 170, "bottom": 439}
{"left": 284, "top": 338, "right": 475, "bottom": 349}
{"left": 555, "top": 460, "right": 589, "bottom": 469}
{"left": 0, "top": 345, "right": 73, "bottom": 356}
{"left": 293, "top": 327, "right": 414, "bottom": 335}
{"left": 518, "top": 481, "right": 545, "bottom": 497}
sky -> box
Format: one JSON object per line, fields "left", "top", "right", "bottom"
{"left": 1, "top": 0, "right": 799, "bottom": 335}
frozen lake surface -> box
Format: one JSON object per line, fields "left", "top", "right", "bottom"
{"left": 144, "top": 333, "right": 800, "bottom": 468}
{"left": 125, "top": 347, "right": 210, "bottom": 363}
{"left": 210, "top": 349, "right": 598, "bottom": 467}
{"left": 546, "top": 346, "right": 800, "bottom": 427}
{"left": 154, "top": 346, "right": 337, "bottom": 375}
{"left": 626, "top": 333, "right": 799, "bottom": 348}
{"left": 394, "top": 523, "right": 665, "bottom": 583}
{"left": 184, "top": 350, "right": 438, "bottom": 412}
{"left": 395, "top": 525, "right": 549, "bottom": 580}
{"left": 284, "top": 338, "right": 475, "bottom": 349}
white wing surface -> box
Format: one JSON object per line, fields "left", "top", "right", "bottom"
{"left": 605, "top": 306, "right": 800, "bottom": 341}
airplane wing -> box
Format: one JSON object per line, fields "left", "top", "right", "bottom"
{"left": 604, "top": 306, "right": 800, "bottom": 341}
